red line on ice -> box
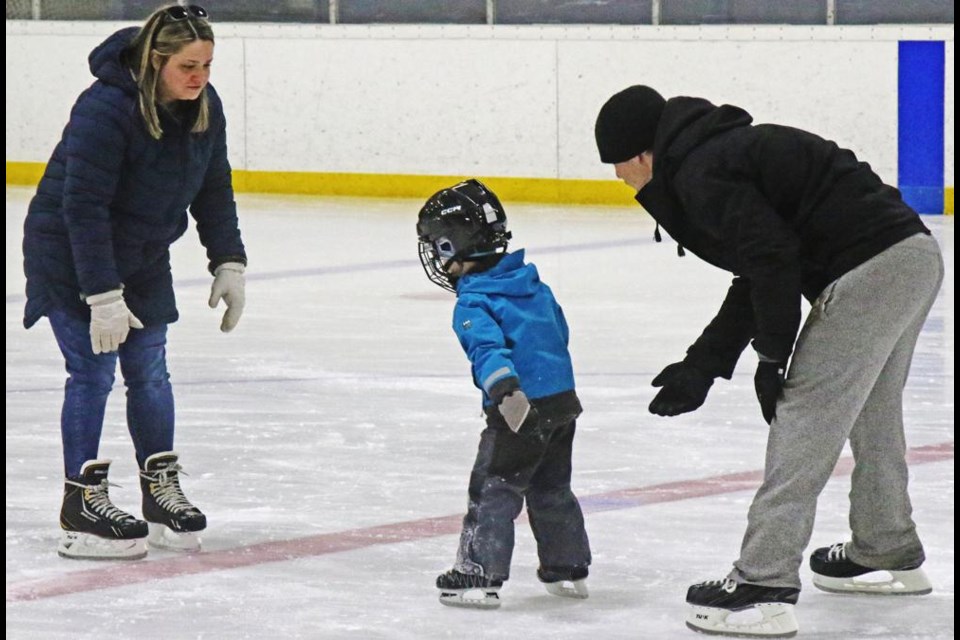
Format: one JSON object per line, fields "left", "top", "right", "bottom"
{"left": 6, "top": 441, "right": 952, "bottom": 603}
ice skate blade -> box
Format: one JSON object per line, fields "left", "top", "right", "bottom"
{"left": 686, "top": 603, "right": 798, "bottom": 638}
{"left": 58, "top": 530, "right": 147, "bottom": 560}
{"left": 438, "top": 588, "right": 501, "bottom": 609}
{"left": 544, "top": 579, "right": 589, "bottom": 599}
{"left": 147, "top": 522, "right": 202, "bottom": 552}
{"left": 812, "top": 568, "right": 932, "bottom": 596}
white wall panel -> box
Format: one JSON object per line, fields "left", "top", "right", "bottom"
{"left": 558, "top": 38, "right": 898, "bottom": 182}
{"left": 5, "top": 34, "right": 103, "bottom": 162}
{"left": 243, "top": 37, "right": 557, "bottom": 176}
{"left": 5, "top": 25, "right": 247, "bottom": 169}
{"left": 5, "top": 22, "right": 952, "bottom": 189}
{"left": 206, "top": 37, "right": 247, "bottom": 170}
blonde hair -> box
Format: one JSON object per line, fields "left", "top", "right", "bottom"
{"left": 126, "top": 4, "right": 214, "bottom": 140}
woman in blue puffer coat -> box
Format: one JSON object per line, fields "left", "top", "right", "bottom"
{"left": 22, "top": 4, "right": 246, "bottom": 560}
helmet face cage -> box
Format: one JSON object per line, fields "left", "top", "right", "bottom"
{"left": 416, "top": 179, "right": 510, "bottom": 292}
{"left": 418, "top": 236, "right": 457, "bottom": 292}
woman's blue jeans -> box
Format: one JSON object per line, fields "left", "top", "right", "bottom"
{"left": 48, "top": 308, "right": 174, "bottom": 478}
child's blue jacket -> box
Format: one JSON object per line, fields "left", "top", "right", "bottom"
{"left": 453, "top": 250, "right": 576, "bottom": 407}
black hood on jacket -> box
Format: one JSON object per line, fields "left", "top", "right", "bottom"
{"left": 88, "top": 27, "right": 139, "bottom": 96}
{"left": 653, "top": 97, "right": 753, "bottom": 179}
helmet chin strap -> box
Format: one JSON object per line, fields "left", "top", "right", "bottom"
{"left": 443, "top": 257, "right": 464, "bottom": 272}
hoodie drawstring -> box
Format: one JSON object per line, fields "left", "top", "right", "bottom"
{"left": 653, "top": 222, "right": 685, "bottom": 257}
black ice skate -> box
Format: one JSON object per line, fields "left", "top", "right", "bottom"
{"left": 809, "top": 542, "right": 932, "bottom": 596}
{"left": 436, "top": 569, "right": 503, "bottom": 609}
{"left": 537, "top": 565, "right": 589, "bottom": 599}
{"left": 140, "top": 451, "right": 206, "bottom": 551}
{"left": 685, "top": 578, "right": 799, "bottom": 638}
{"left": 59, "top": 459, "right": 148, "bottom": 560}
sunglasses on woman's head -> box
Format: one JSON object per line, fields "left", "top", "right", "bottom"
{"left": 164, "top": 4, "right": 208, "bottom": 21}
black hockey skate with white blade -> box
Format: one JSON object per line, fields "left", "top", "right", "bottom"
{"left": 686, "top": 578, "right": 799, "bottom": 638}
{"left": 140, "top": 452, "right": 206, "bottom": 551}
{"left": 59, "top": 459, "right": 148, "bottom": 560}
{"left": 809, "top": 542, "right": 932, "bottom": 596}
{"left": 436, "top": 570, "right": 503, "bottom": 609}
{"left": 537, "top": 565, "right": 589, "bottom": 599}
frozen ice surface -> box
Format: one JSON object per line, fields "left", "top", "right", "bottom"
{"left": 6, "top": 187, "right": 954, "bottom": 639}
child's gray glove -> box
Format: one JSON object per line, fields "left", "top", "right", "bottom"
{"left": 499, "top": 390, "right": 532, "bottom": 432}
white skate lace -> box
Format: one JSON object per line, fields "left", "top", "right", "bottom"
{"left": 827, "top": 542, "right": 847, "bottom": 562}
{"left": 67, "top": 479, "right": 137, "bottom": 523}
{"left": 700, "top": 579, "right": 738, "bottom": 593}
{"left": 142, "top": 464, "right": 195, "bottom": 513}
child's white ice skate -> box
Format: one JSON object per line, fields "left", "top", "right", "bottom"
{"left": 436, "top": 569, "right": 503, "bottom": 609}
{"left": 537, "top": 565, "right": 589, "bottom": 599}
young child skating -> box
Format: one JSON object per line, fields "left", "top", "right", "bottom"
{"left": 416, "top": 179, "right": 591, "bottom": 609}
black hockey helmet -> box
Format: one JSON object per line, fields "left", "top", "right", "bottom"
{"left": 417, "top": 179, "right": 511, "bottom": 292}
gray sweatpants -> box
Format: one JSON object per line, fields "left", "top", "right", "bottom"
{"left": 729, "top": 233, "right": 944, "bottom": 590}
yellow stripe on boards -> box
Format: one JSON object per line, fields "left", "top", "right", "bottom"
{"left": 5, "top": 163, "right": 635, "bottom": 206}
{"left": 6, "top": 162, "right": 45, "bottom": 186}
{"left": 232, "top": 170, "right": 638, "bottom": 205}
{"left": 6, "top": 161, "right": 953, "bottom": 211}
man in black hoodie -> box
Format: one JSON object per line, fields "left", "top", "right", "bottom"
{"left": 595, "top": 85, "right": 942, "bottom": 638}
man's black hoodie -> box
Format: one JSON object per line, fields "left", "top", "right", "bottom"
{"left": 636, "top": 97, "right": 928, "bottom": 375}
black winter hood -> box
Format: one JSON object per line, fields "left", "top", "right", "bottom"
{"left": 653, "top": 97, "right": 753, "bottom": 179}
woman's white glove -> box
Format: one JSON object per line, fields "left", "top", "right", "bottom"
{"left": 208, "top": 262, "right": 246, "bottom": 332}
{"left": 86, "top": 289, "right": 143, "bottom": 354}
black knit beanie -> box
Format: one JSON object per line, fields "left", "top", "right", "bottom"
{"left": 595, "top": 85, "right": 666, "bottom": 164}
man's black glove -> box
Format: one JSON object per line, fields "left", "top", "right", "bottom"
{"left": 754, "top": 360, "right": 786, "bottom": 424}
{"left": 649, "top": 361, "right": 714, "bottom": 416}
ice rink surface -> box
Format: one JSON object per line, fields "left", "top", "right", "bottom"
{"left": 5, "top": 186, "right": 954, "bottom": 639}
